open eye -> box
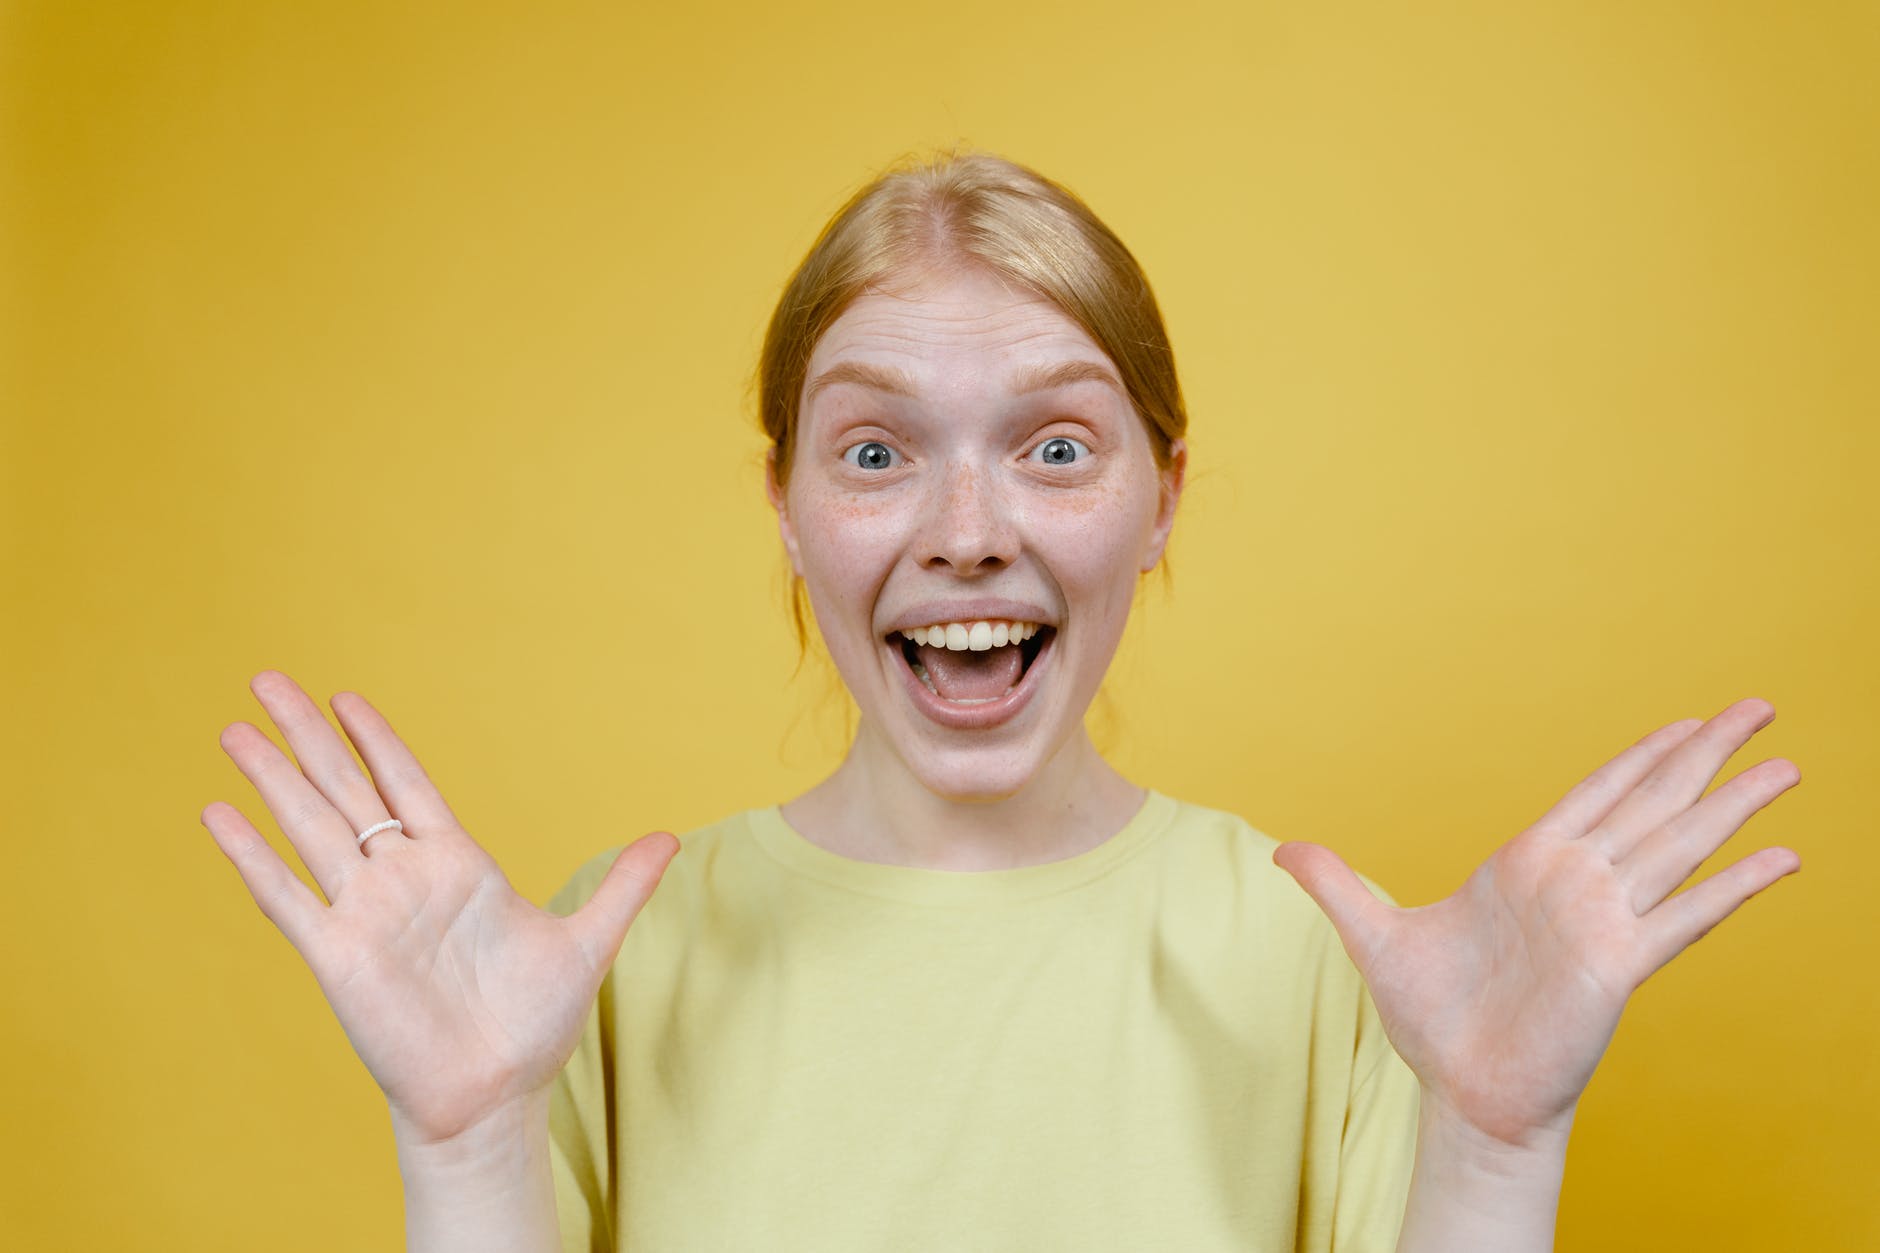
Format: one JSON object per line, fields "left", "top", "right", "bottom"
{"left": 1029, "top": 436, "right": 1090, "bottom": 466}
{"left": 842, "top": 441, "right": 902, "bottom": 471}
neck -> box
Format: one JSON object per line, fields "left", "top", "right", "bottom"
{"left": 780, "top": 721, "right": 1146, "bottom": 871}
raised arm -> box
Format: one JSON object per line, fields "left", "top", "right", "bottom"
{"left": 200, "top": 670, "right": 680, "bottom": 1252}
{"left": 1273, "top": 698, "right": 1802, "bottom": 1251}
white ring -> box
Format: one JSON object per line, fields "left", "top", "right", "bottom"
{"left": 356, "top": 819, "right": 404, "bottom": 846}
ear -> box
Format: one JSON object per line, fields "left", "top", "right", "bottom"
{"left": 1140, "top": 438, "right": 1186, "bottom": 573}
{"left": 765, "top": 448, "right": 804, "bottom": 577}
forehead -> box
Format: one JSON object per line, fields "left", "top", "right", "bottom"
{"left": 805, "top": 266, "right": 1114, "bottom": 398}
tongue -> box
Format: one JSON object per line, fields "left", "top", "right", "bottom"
{"left": 915, "top": 642, "right": 1023, "bottom": 701}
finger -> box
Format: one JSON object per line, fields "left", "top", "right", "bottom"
{"left": 328, "top": 688, "right": 463, "bottom": 836}
{"left": 1620, "top": 758, "right": 1802, "bottom": 915}
{"left": 1634, "top": 845, "right": 1801, "bottom": 984}
{"left": 1588, "top": 698, "right": 1778, "bottom": 863}
{"left": 567, "top": 832, "right": 682, "bottom": 974}
{"left": 1270, "top": 842, "right": 1393, "bottom": 972}
{"left": 1529, "top": 717, "right": 1706, "bottom": 841}
{"left": 218, "top": 720, "right": 363, "bottom": 899}
{"left": 249, "top": 670, "right": 404, "bottom": 856}
{"left": 200, "top": 800, "right": 327, "bottom": 947}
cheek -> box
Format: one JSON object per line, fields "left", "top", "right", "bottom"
{"left": 1053, "top": 535, "right": 1142, "bottom": 629}
{"left": 1041, "top": 480, "right": 1159, "bottom": 595}
{"left": 791, "top": 491, "right": 906, "bottom": 603}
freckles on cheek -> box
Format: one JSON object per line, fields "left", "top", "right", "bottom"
{"left": 1054, "top": 482, "right": 1120, "bottom": 518}
{"left": 1045, "top": 480, "right": 1158, "bottom": 574}
{"left": 794, "top": 489, "right": 906, "bottom": 595}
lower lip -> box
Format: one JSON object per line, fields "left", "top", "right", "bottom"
{"left": 889, "top": 630, "right": 1056, "bottom": 731}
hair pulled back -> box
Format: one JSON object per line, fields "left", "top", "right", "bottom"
{"left": 756, "top": 147, "right": 1188, "bottom": 661}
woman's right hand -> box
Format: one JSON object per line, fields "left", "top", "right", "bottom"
{"left": 200, "top": 669, "right": 680, "bottom": 1148}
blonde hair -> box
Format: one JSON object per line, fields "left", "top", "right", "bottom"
{"left": 756, "top": 147, "right": 1189, "bottom": 666}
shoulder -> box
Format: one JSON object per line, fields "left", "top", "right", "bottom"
{"left": 1148, "top": 791, "right": 1400, "bottom": 963}
{"left": 544, "top": 809, "right": 760, "bottom": 919}
{"left": 1156, "top": 790, "right": 1400, "bottom": 903}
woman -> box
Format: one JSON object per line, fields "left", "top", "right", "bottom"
{"left": 201, "top": 151, "right": 1802, "bottom": 1252}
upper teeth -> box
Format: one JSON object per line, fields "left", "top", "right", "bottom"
{"left": 900, "top": 620, "right": 1043, "bottom": 651}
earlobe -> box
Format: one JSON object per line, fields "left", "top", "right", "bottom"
{"left": 764, "top": 448, "right": 784, "bottom": 514}
{"left": 765, "top": 449, "right": 804, "bottom": 577}
{"left": 1141, "top": 439, "right": 1187, "bottom": 572}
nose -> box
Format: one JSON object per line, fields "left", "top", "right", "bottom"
{"left": 914, "top": 459, "right": 1020, "bottom": 574}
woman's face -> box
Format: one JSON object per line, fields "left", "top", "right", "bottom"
{"left": 767, "top": 264, "right": 1184, "bottom": 802}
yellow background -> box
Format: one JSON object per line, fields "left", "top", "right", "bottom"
{"left": 4, "top": 2, "right": 1875, "bottom": 1248}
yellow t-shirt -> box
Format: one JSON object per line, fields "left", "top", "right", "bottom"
{"left": 545, "top": 788, "right": 1419, "bottom": 1252}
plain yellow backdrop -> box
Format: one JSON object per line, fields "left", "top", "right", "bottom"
{"left": 4, "top": 1, "right": 1875, "bottom": 1249}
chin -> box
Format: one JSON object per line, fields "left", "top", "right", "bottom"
{"left": 896, "top": 738, "right": 1054, "bottom": 803}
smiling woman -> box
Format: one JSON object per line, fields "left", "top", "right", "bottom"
{"left": 747, "top": 154, "right": 1191, "bottom": 854}
{"left": 763, "top": 258, "right": 1183, "bottom": 829}
{"left": 203, "top": 149, "right": 1804, "bottom": 1253}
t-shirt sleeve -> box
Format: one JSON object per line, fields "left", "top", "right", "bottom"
{"left": 1331, "top": 877, "right": 1420, "bottom": 1251}
{"left": 545, "top": 854, "right": 621, "bottom": 1253}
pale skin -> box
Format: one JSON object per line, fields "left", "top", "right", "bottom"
{"left": 767, "top": 263, "right": 1183, "bottom": 870}
{"left": 202, "top": 262, "right": 1801, "bottom": 1251}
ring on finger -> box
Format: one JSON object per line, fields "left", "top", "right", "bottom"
{"left": 355, "top": 819, "right": 404, "bottom": 848}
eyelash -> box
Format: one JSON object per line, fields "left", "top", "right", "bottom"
{"left": 840, "top": 436, "right": 1093, "bottom": 471}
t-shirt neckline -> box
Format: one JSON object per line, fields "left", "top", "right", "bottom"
{"left": 746, "top": 787, "right": 1180, "bottom": 906}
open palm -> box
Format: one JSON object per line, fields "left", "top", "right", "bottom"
{"left": 1274, "top": 698, "right": 1802, "bottom": 1149}
{"left": 201, "top": 670, "right": 680, "bottom": 1145}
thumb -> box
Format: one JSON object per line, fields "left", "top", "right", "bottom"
{"left": 569, "top": 831, "right": 681, "bottom": 971}
{"left": 1271, "top": 841, "right": 1392, "bottom": 971}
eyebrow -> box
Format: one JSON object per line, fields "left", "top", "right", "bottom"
{"left": 803, "top": 358, "right": 1126, "bottom": 405}
{"left": 1008, "top": 359, "right": 1127, "bottom": 397}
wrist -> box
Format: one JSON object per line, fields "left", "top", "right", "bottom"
{"left": 1393, "top": 1088, "right": 1574, "bottom": 1253}
{"left": 1417, "top": 1087, "right": 1576, "bottom": 1163}
{"left": 389, "top": 1091, "right": 560, "bottom": 1253}
{"left": 390, "top": 1090, "right": 554, "bottom": 1182}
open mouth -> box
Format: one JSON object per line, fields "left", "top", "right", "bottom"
{"left": 889, "top": 624, "right": 1056, "bottom": 706}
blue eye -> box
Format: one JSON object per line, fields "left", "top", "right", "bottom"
{"left": 1031, "top": 436, "right": 1090, "bottom": 466}
{"left": 842, "top": 441, "right": 901, "bottom": 471}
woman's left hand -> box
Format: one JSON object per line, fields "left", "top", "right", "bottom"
{"left": 1273, "top": 697, "right": 1802, "bottom": 1150}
